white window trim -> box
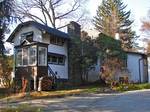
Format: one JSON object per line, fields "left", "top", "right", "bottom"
{"left": 16, "top": 46, "right": 37, "bottom": 67}
{"left": 38, "top": 47, "right": 47, "bottom": 66}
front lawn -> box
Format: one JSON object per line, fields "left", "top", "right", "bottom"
{"left": 113, "top": 83, "right": 150, "bottom": 92}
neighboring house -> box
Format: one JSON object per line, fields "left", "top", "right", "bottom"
{"left": 88, "top": 52, "right": 148, "bottom": 83}
{"left": 7, "top": 21, "right": 70, "bottom": 90}
{"left": 126, "top": 52, "right": 148, "bottom": 83}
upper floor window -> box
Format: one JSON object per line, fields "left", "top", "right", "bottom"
{"left": 50, "top": 36, "right": 65, "bottom": 46}
{"left": 21, "top": 31, "right": 33, "bottom": 43}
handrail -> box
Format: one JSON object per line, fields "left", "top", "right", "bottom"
{"left": 48, "top": 65, "right": 57, "bottom": 84}
{"left": 48, "top": 65, "right": 56, "bottom": 77}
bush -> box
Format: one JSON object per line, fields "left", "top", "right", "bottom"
{"left": 114, "top": 83, "right": 150, "bottom": 92}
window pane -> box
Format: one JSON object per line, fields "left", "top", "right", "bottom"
{"left": 52, "top": 56, "right": 57, "bottom": 63}
{"left": 38, "top": 47, "right": 47, "bottom": 66}
{"left": 50, "top": 36, "right": 57, "bottom": 44}
{"left": 23, "top": 48, "right": 28, "bottom": 65}
{"left": 16, "top": 49, "right": 22, "bottom": 66}
{"left": 48, "top": 54, "right": 65, "bottom": 65}
{"left": 58, "top": 57, "right": 64, "bottom": 64}
{"left": 29, "top": 46, "right": 36, "bottom": 65}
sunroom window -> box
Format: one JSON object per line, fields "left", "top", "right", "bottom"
{"left": 29, "top": 46, "right": 37, "bottom": 65}
{"left": 16, "top": 49, "right": 22, "bottom": 66}
{"left": 16, "top": 46, "right": 37, "bottom": 66}
{"left": 38, "top": 47, "right": 47, "bottom": 66}
{"left": 23, "top": 48, "right": 28, "bottom": 65}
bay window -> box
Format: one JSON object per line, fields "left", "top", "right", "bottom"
{"left": 16, "top": 46, "right": 37, "bottom": 66}
{"left": 23, "top": 48, "right": 28, "bottom": 65}
{"left": 16, "top": 49, "right": 22, "bottom": 66}
{"left": 38, "top": 47, "right": 47, "bottom": 66}
{"left": 29, "top": 46, "right": 37, "bottom": 65}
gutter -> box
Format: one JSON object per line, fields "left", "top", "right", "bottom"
{"left": 138, "top": 58, "right": 143, "bottom": 83}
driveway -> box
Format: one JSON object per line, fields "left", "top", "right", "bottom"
{"left": 1, "top": 90, "right": 150, "bottom": 112}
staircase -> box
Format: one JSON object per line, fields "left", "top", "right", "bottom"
{"left": 48, "top": 65, "right": 57, "bottom": 87}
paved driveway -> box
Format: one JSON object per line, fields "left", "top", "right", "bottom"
{"left": 1, "top": 90, "right": 150, "bottom": 112}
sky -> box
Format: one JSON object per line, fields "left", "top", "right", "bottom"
{"left": 87, "top": 0, "right": 150, "bottom": 36}
{"left": 86, "top": 0, "right": 150, "bottom": 49}
{"left": 5, "top": 0, "right": 150, "bottom": 53}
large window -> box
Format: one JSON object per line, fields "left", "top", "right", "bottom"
{"left": 16, "top": 49, "right": 22, "bottom": 66}
{"left": 16, "top": 46, "right": 37, "bottom": 66}
{"left": 38, "top": 47, "right": 47, "bottom": 66}
{"left": 23, "top": 48, "right": 28, "bottom": 65}
{"left": 48, "top": 54, "right": 65, "bottom": 65}
{"left": 29, "top": 46, "right": 37, "bottom": 65}
{"left": 21, "top": 31, "right": 33, "bottom": 43}
{"left": 50, "top": 36, "right": 64, "bottom": 46}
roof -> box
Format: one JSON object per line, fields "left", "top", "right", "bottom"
{"left": 126, "top": 51, "right": 147, "bottom": 57}
{"left": 7, "top": 21, "right": 69, "bottom": 42}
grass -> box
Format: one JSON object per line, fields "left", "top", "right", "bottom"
{"left": 0, "top": 84, "right": 106, "bottom": 101}
{"left": 113, "top": 83, "right": 150, "bottom": 92}
{"left": 1, "top": 104, "right": 42, "bottom": 112}
{"left": 2, "top": 83, "right": 150, "bottom": 101}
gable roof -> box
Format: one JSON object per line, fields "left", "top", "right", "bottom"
{"left": 7, "top": 21, "right": 69, "bottom": 42}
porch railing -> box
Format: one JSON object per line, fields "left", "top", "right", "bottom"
{"left": 48, "top": 65, "right": 57, "bottom": 84}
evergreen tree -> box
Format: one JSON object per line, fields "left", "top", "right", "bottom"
{"left": 93, "top": 0, "right": 137, "bottom": 50}
{"left": 0, "top": 0, "right": 15, "bottom": 55}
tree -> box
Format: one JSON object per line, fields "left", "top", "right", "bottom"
{"left": 95, "top": 33, "right": 127, "bottom": 85}
{"left": 80, "top": 31, "right": 98, "bottom": 82}
{"left": 141, "top": 10, "right": 150, "bottom": 36}
{"left": 0, "top": 0, "right": 15, "bottom": 55}
{"left": 93, "top": 0, "right": 137, "bottom": 50}
{"left": 0, "top": 55, "right": 13, "bottom": 88}
{"left": 15, "top": 0, "right": 86, "bottom": 29}
{"left": 141, "top": 10, "right": 150, "bottom": 54}
{"left": 68, "top": 31, "right": 98, "bottom": 84}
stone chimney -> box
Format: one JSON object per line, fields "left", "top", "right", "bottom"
{"left": 67, "top": 21, "right": 81, "bottom": 38}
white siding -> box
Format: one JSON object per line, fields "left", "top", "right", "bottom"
{"left": 48, "top": 42, "right": 68, "bottom": 79}
{"left": 13, "top": 25, "right": 42, "bottom": 45}
{"left": 87, "top": 53, "right": 147, "bottom": 83}
{"left": 13, "top": 25, "right": 69, "bottom": 79}
{"left": 127, "top": 54, "right": 144, "bottom": 83}
{"left": 147, "top": 57, "right": 150, "bottom": 83}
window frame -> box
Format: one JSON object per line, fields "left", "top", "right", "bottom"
{"left": 38, "top": 46, "right": 47, "bottom": 66}
{"left": 48, "top": 54, "right": 65, "bottom": 65}
{"left": 15, "top": 46, "right": 37, "bottom": 67}
{"left": 50, "top": 35, "right": 65, "bottom": 46}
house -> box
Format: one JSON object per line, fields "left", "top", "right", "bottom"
{"left": 7, "top": 21, "right": 149, "bottom": 91}
{"left": 7, "top": 21, "right": 71, "bottom": 90}
{"left": 126, "top": 52, "right": 148, "bottom": 83}
{"left": 88, "top": 51, "right": 148, "bottom": 83}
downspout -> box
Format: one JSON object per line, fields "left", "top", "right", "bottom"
{"left": 139, "top": 58, "right": 143, "bottom": 83}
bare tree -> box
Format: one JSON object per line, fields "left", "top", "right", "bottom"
{"left": 141, "top": 10, "right": 150, "bottom": 54}
{"left": 15, "top": 0, "right": 87, "bottom": 29}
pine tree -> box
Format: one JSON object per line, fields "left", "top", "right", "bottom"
{"left": 93, "top": 0, "right": 137, "bottom": 50}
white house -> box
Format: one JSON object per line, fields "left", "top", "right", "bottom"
{"left": 7, "top": 21, "right": 70, "bottom": 90}
{"left": 7, "top": 21, "right": 149, "bottom": 90}
{"left": 88, "top": 52, "right": 148, "bottom": 83}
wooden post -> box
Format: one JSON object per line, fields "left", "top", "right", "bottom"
{"left": 34, "top": 75, "right": 37, "bottom": 91}
{"left": 38, "top": 77, "right": 43, "bottom": 92}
